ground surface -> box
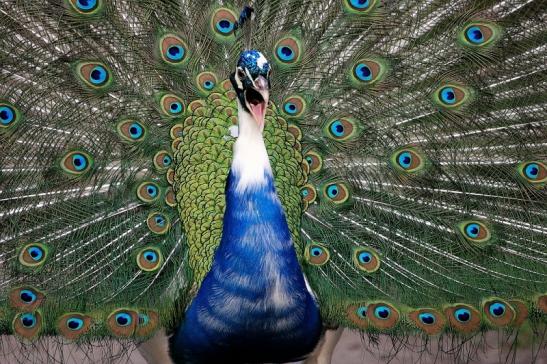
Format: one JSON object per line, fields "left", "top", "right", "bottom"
{"left": 1, "top": 330, "right": 545, "bottom": 363}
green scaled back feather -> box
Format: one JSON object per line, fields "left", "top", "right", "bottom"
{"left": 0, "top": 0, "right": 546, "bottom": 361}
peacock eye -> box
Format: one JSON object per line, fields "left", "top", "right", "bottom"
{"left": 460, "top": 22, "right": 499, "bottom": 47}
{"left": 196, "top": 72, "right": 218, "bottom": 93}
{"left": 117, "top": 120, "right": 146, "bottom": 142}
{"left": 390, "top": 148, "right": 425, "bottom": 173}
{"left": 159, "top": 34, "right": 188, "bottom": 65}
{"left": 274, "top": 37, "right": 301, "bottom": 65}
{"left": 374, "top": 305, "right": 391, "bottom": 320}
{"left": 434, "top": 84, "right": 470, "bottom": 109}
{"left": 418, "top": 312, "right": 436, "bottom": 325}
{"left": 303, "top": 151, "right": 323, "bottom": 173}
{"left": 0, "top": 103, "right": 21, "bottom": 128}
{"left": 454, "top": 308, "right": 471, "bottom": 322}
{"left": 282, "top": 96, "right": 306, "bottom": 117}
{"left": 211, "top": 8, "right": 237, "bottom": 37}
{"left": 115, "top": 312, "right": 132, "bottom": 327}
{"left": 154, "top": 150, "right": 173, "bottom": 170}
{"left": 57, "top": 313, "right": 92, "bottom": 339}
{"left": 160, "top": 94, "right": 185, "bottom": 117}
{"left": 20, "top": 313, "right": 37, "bottom": 328}
{"left": 488, "top": 302, "right": 505, "bottom": 317}
{"left": 137, "top": 247, "right": 163, "bottom": 272}
{"left": 353, "top": 247, "right": 380, "bottom": 273}
{"left": 76, "top": 62, "right": 112, "bottom": 90}
{"left": 517, "top": 161, "right": 546, "bottom": 184}
{"left": 354, "top": 61, "right": 378, "bottom": 82}
{"left": 356, "top": 306, "right": 367, "bottom": 319}
{"left": 344, "top": 0, "right": 377, "bottom": 13}
{"left": 300, "top": 184, "right": 317, "bottom": 203}
{"left": 137, "top": 182, "right": 160, "bottom": 203}
{"left": 19, "top": 243, "right": 48, "bottom": 267}
{"left": 306, "top": 243, "right": 330, "bottom": 266}
{"left": 68, "top": 0, "right": 102, "bottom": 14}
{"left": 20, "top": 289, "right": 37, "bottom": 304}
{"left": 322, "top": 182, "right": 350, "bottom": 204}
{"left": 440, "top": 87, "right": 457, "bottom": 104}
{"left": 147, "top": 212, "right": 170, "bottom": 234}
{"left": 324, "top": 117, "right": 359, "bottom": 141}
{"left": 67, "top": 318, "right": 84, "bottom": 331}
{"left": 458, "top": 220, "right": 491, "bottom": 245}
{"left": 60, "top": 151, "right": 93, "bottom": 175}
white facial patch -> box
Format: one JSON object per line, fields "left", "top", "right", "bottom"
{"left": 256, "top": 51, "right": 268, "bottom": 70}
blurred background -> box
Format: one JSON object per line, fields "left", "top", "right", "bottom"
{"left": 1, "top": 329, "right": 545, "bottom": 363}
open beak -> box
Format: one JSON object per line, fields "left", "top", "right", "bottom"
{"left": 244, "top": 75, "right": 269, "bottom": 130}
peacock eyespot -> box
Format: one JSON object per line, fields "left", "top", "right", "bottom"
{"left": 343, "top": 0, "right": 378, "bottom": 13}
{"left": 9, "top": 287, "right": 45, "bottom": 311}
{"left": 13, "top": 311, "right": 42, "bottom": 339}
{"left": 117, "top": 120, "right": 146, "bottom": 142}
{"left": 274, "top": 37, "right": 302, "bottom": 65}
{"left": 154, "top": 151, "right": 173, "bottom": 171}
{"left": 107, "top": 309, "right": 138, "bottom": 337}
{"left": 305, "top": 243, "right": 330, "bottom": 266}
{"left": 115, "top": 313, "right": 131, "bottom": 326}
{"left": 454, "top": 308, "right": 470, "bottom": 322}
{"left": 137, "top": 182, "right": 161, "bottom": 203}
{"left": 136, "top": 247, "right": 163, "bottom": 272}
{"left": 390, "top": 148, "right": 425, "bottom": 173}
{"left": 419, "top": 313, "right": 436, "bottom": 325}
{"left": 211, "top": 8, "right": 237, "bottom": 38}
{"left": 374, "top": 305, "right": 391, "bottom": 320}
{"left": 367, "top": 302, "right": 400, "bottom": 329}
{"left": 76, "top": 62, "right": 112, "bottom": 90}
{"left": 324, "top": 117, "right": 359, "bottom": 141}
{"left": 409, "top": 309, "right": 445, "bottom": 335}
{"left": 67, "top": 0, "right": 102, "bottom": 14}
{"left": 159, "top": 34, "right": 188, "bottom": 65}
{"left": 353, "top": 247, "right": 380, "bottom": 273}
{"left": 517, "top": 161, "right": 546, "bottom": 184}
{"left": 322, "top": 182, "right": 350, "bottom": 204}
{"left": 304, "top": 151, "right": 323, "bottom": 173}
{"left": 21, "top": 313, "right": 37, "bottom": 328}
{"left": 147, "top": 212, "right": 170, "bottom": 234}
{"left": 20, "top": 290, "right": 37, "bottom": 304}
{"left": 351, "top": 59, "right": 385, "bottom": 86}
{"left": 300, "top": 184, "right": 317, "bottom": 203}
{"left": 434, "top": 84, "right": 470, "bottom": 109}
{"left": 444, "top": 304, "right": 481, "bottom": 333}
{"left": 0, "top": 102, "right": 21, "bottom": 129}
{"left": 135, "top": 310, "right": 159, "bottom": 337}
{"left": 160, "top": 94, "right": 185, "bottom": 117}
{"left": 66, "top": 317, "right": 83, "bottom": 330}
{"left": 57, "top": 313, "right": 93, "bottom": 339}
{"left": 489, "top": 302, "right": 504, "bottom": 317}
{"left": 165, "top": 188, "right": 176, "bottom": 207}
{"left": 19, "top": 243, "right": 48, "bottom": 268}
{"left": 460, "top": 22, "right": 500, "bottom": 48}
{"left": 483, "top": 298, "right": 515, "bottom": 327}
{"left": 347, "top": 303, "right": 369, "bottom": 329}
{"left": 282, "top": 96, "right": 306, "bottom": 117}
{"left": 457, "top": 220, "right": 491, "bottom": 245}
{"left": 196, "top": 72, "right": 218, "bottom": 93}
{"left": 60, "top": 151, "right": 93, "bottom": 175}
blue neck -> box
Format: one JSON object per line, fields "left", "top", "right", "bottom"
{"left": 170, "top": 167, "right": 321, "bottom": 363}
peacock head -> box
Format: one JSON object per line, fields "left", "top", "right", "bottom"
{"left": 230, "top": 50, "right": 271, "bottom": 132}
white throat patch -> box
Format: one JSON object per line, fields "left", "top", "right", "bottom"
{"left": 231, "top": 102, "right": 272, "bottom": 193}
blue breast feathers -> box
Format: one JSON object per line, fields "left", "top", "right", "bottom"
{"left": 170, "top": 168, "right": 321, "bottom": 364}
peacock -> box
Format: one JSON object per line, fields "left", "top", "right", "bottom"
{"left": 0, "top": 0, "right": 545, "bottom": 363}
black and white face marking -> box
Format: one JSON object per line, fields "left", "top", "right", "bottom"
{"left": 230, "top": 50, "right": 271, "bottom": 130}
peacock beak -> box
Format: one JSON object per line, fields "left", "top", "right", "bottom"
{"left": 244, "top": 75, "right": 269, "bottom": 130}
